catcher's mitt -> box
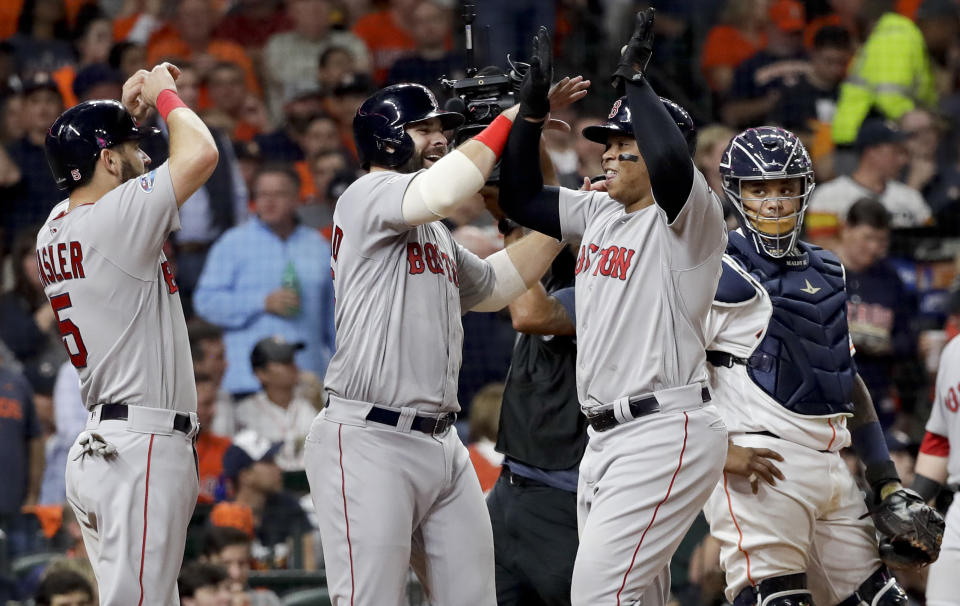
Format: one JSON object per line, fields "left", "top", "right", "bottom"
{"left": 870, "top": 488, "right": 945, "bottom": 569}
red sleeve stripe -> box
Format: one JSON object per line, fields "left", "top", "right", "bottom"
{"left": 919, "top": 431, "right": 950, "bottom": 457}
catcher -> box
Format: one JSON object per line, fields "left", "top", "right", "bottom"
{"left": 700, "top": 126, "right": 944, "bottom": 606}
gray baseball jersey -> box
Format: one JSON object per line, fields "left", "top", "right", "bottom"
{"left": 323, "top": 170, "right": 495, "bottom": 413}
{"left": 36, "top": 163, "right": 196, "bottom": 413}
{"left": 559, "top": 168, "right": 727, "bottom": 411}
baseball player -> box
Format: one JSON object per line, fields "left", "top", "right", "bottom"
{"left": 38, "top": 63, "right": 218, "bottom": 604}
{"left": 499, "top": 12, "right": 730, "bottom": 605}
{"left": 303, "top": 73, "right": 588, "bottom": 605}
{"left": 915, "top": 334, "right": 960, "bottom": 605}
{"left": 701, "top": 125, "right": 944, "bottom": 606}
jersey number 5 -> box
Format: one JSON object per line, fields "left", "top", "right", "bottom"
{"left": 50, "top": 293, "right": 88, "bottom": 368}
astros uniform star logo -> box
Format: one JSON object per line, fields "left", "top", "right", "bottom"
{"left": 800, "top": 279, "right": 821, "bottom": 294}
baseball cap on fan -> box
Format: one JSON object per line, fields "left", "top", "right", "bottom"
{"left": 222, "top": 430, "right": 283, "bottom": 480}
{"left": 250, "top": 335, "right": 305, "bottom": 370}
{"left": 769, "top": 0, "right": 805, "bottom": 32}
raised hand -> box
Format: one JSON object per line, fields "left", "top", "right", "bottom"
{"left": 121, "top": 69, "right": 150, "bottom": 121}
{"left": 548, "top": 75, "right": 591, "bottom": 112}
{"left": 141, "top": 62, "right": 181, "bottom": 108}
{"left": 518, "top": 26, "right": 553, "bottom": 121}
{"left": 611, "top": 8, "right": 656, "bottom": 92}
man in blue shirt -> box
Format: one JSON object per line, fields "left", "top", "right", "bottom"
{"left": 194, "top": 164, "right": 336, "bottom": 397}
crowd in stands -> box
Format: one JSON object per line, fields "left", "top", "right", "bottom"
{"left": 0, "top": 0, "right": 959, "bottom": 603}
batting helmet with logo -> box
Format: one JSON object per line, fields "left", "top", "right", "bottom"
{"left": 45, "top": 100, "right": 160, "bottom": 191}
{"left": 353, "top": 83, "right": 465, "bottom": 170}
{"left": 582, "top": 96, "right": 697, "bottom": 156}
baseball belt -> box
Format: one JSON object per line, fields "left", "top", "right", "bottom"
{"left": 99, "top": 403, "right": 195, "bottom": 435}
{"left": 585, "top": 387, "right": 711, "bottom": 432}
{"left": 365, "top": 405, "right": 457, "bottom": 437}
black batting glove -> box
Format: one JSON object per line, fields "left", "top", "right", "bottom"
{"left": 518, "top": 26, "right": 552, "bottom": 121}
{"left": 611, "top": 8, "right": 656, "bottom": 93}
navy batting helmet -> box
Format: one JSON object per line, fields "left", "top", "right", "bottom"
{"left": 582, "top": 96, "right": 697, "bottom": 156}
{"left": 719, "top": 126, "right": 815, "bottom": 258}
{"left": 353, "top": 83, "right": 465, "bottom": 170}
{"left": 45, "top": 100, "right": 159, "bottom": 191}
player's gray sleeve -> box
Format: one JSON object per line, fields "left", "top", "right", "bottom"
{"left": 661, "top": 169, "right": 727, "bottom": 270}
{"left": 87, "top": 162, "right": 180, "bottom": 280}
{"left": 336, "top": 171, "right": 419, "bottom": 258}
{"left": 926, "top": 354, "right": 952, "bottom": 437}
{"left": 454, "top": 242, "right": 496, "bottom": 312}
{"left": 558, "top": 188, "right": 611, "bottom": 242}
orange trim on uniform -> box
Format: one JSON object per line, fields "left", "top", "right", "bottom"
{"left": 826, "top": 418, "right": 837, "bottom": 451}
{"left": 615, "top": 412, "right": 690, "bottom": 606}
{"left": 338, "top": 424, "right": 356, "bottom": 606}
{"left": 723, "top": 471, "right": 756, "bottom": 587}
{"left": 138, "top": 434, "right": 155, "bottom": 606}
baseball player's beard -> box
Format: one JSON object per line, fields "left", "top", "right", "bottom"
{"left": 119, "top": 158, "right": 142, "bottom": 183}
{"left": 396, "top": 152, "right": 425, "bottom": 174}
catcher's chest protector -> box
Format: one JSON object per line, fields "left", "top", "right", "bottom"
{"left": 726, "top": 231, "right": 856, "bottom": 417}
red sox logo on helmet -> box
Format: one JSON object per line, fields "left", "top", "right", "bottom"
{"left": 71, "top": 169, "right": 81, "bottom": 181}
{"left": 608, "top": 99, "right": 622, "bottom": 119}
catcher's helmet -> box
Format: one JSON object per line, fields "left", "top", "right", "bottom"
{"left": 45, "top": 100, "right": 160, "bottom": 191}
{"left": 718, "top": 126, "right": 815, "bottom": 259}
{"left": 582, "top": 96, "right": 697, "bottom": 156}
{"left": 353, "top": 83, "right": 465, "bottom": 170}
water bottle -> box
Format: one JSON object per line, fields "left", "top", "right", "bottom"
{"left": 281, "top": 260, "right": 301, "bottom": 316}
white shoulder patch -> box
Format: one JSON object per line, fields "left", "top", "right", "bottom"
{"left": 138, "top": 170, "right": 156, "bottom": 193}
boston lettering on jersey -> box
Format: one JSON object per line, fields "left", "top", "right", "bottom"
{"left": 36, "top": 242, "right": 85, "bottom": 287}
{"left": 574, "top": 243, "right": 636, "bottom": 280}
{"left": 406, "top": 242, "right": 460, "bottom": 286}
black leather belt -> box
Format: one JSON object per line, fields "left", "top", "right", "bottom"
{"left": 365, "top": 405, "right": 457, "bottom": 436}
{"left": 502, "top": 467, "right": 549, "bottom": 489}
{"left": 586, "top": 387, "right": 711, "bottom": 432}
{"left": 99, "top": 403, "right": 195, "bottom": 434}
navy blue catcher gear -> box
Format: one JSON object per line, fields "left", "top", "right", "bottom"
{"left": 719, "top": 126, "right": 815, "bottom": 259}
{"left": 581, "top": 96, "right": 697, "bottom": 156}
{"left": 45, "top": 100, "right": 160, "bottom": 191}
{"left": 353, "top": 83, "right": 465, "bottom": 170}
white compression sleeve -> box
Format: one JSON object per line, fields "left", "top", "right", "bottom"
{"left": 471, "top": 248, "right": 529, "bottom": 312}
{"left": 401, "top": 150, "right": 487, "bottom": 225}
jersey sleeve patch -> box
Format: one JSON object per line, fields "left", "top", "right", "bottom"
{"left": 138, "top": 170, "right": 156, "bottom": 193}
{"left": 715, "top": 260, "right": 758, "bottom": 304}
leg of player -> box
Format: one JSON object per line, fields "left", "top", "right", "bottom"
{"left": 703, "top": 436, "right": 828, "bottom": 604}
{"left": 408, "top": 433, "right": 496, "bottom": 605}
{"left": 571, "top": 406, "right": 727, "bottom": 606}
{"left": 732, "top": 574, "right": 813, "bottom": 606}
{"left": 925, "top": 496, "right": 960, "bottom": 606}
{"left": 804, "top": 457, "right": 904, "bottom": 606}
{"left": 65, "top": 424, "right": 198, "bottom": 605}
{"left": 303, "top": 417, "right": 416, "bottom": 606}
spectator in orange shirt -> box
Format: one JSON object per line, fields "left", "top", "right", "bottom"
{"left": 202, "top": 62, "right": 264, "bottom": 143}
{"left": 297, "top": 148, "right": 352, "bottom": 230}
{"left": 51, "top": 4, "right": 113, "bottom": 108}
{"left": 292, "top": 113, "right": 341, "bottom": 201}
{"left": 147, "top": 0, "right": 261, "bottom": 96}
{"left": 195, "top": 371, "right": 232, "bottom": 505}
{"left": 467, "top": 383, "right": 505, "bottom": 494}
{"left": 700, "top": 0, "right": 771, "bottom": 95}
{"left": 7, "top": 0, "right": 74, "bottom": 75}
{"left": 352, "top": 0, "right": 421, "bottom": 84}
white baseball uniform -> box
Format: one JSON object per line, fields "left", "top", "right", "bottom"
{"left": 37, "top": 163, "right": 199, "bottom": 605}
{"left": 924, "top": 336, "right": 960, "bottom": 606}
{"left": 702, "top": 254, "right": 881, "bottom": 604}
{"left": 558, "top": 168, "right": 729, "bottom": 606}
{"left": 304, "top": 170, "right": 498, "bottom": 606}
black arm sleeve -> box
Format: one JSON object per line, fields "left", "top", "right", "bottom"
{"left": 498, "top": 117, "right": 563, "bottom": 240}
{"left": 624, "top": 78, "right": 694, "bottom": 223}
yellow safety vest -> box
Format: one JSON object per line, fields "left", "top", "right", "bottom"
{"left": 832, "top": 12, "right": 936, "bottom": 145}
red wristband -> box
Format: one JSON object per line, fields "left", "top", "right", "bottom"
{"left": 473, "top": 114, "right": 513, "bottom": 159}
{"left": 156, "top": 89, "right": 187, "bottom": 121}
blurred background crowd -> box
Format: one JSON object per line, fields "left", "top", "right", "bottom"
{"left": 0, "top": 0, "right": 959, "bottom": 604}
